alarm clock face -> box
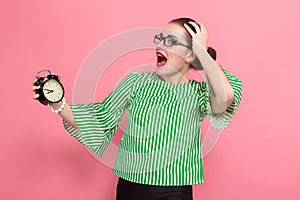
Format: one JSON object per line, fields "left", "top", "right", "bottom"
{"left": 42, "top": 79, "right": 64, "bottom": 103}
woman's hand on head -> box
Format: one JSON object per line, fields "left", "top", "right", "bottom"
{"left": 184, "top": 21, "right": 208, "bottom": 52}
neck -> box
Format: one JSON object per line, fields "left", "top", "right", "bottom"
{"left": 156, "top": 71, "right": 190, "bottom": 84}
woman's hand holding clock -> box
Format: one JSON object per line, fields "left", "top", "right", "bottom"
{"left": 32, "top": 71, "right": 64, "bottom": 109}
{"left": 32, "top": 72, "right": 76, "bottom": 128}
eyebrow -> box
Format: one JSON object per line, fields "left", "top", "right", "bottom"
{"left": 166, "top": 34, "right": 177, "bottom": 39}
{"left": 160, "top": 32, "right": 178, "bottom": 38}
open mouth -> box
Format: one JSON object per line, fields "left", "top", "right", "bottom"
{"left": 156, "top": 52, "right": 167, "bottom": 67}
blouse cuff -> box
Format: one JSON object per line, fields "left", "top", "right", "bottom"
{"left": 206, "top": 68, "right": 243, "bottom": 130}
{"left": 62, "top": 103, "right": 120, "bottom": 157}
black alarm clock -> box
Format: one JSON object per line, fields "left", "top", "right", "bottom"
{"left": 34, "top": 70, "right": 65, "bottom": 106}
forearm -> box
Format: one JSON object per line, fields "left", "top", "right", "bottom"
{"left": 194, "top": 47, "right": 234, "bottom": 102}
{"left": 51, "top": 102, "right": 76, "bottom": 128}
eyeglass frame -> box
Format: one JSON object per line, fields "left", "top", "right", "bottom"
{"left": 153, "top": 33, "right": 192, "bottom": 49}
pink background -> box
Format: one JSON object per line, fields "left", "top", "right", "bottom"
{"left": 1, "top": 0, "right": 300, "bottom": 199}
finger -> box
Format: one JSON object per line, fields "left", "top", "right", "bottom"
{"left": 33, "top": 93, "right": 40, "bottom": 99}
{"left": 32, "top": 73, "right": 40, "bottom": 84}
{"left": 57, "top": 75, "right": 61, "bottom": 81}
{"left": 33, "top": 74, "right": 39, "bottom": 81}
{"left": 188, "top": 21, "right": 201, "bottom": 33}
{"left": 32, "top": 85, "right": 40, "bottom": 91}
{"left": 197, "top": 22, "right": 208, "bottom": 34}
{"left": 184, "top": 23, "right": 195, "bottom": 37}
{"left": 32, "top": 78, "right": 37, "bottom": 84}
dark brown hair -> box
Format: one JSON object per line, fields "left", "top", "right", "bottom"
{"left": 169, "top": 17, "right": 217, "bottom": 70}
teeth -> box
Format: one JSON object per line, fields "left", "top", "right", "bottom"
{"left": 157, "top": 52, "right": 166, "bottom": 58}
{"left": 156, "top": 52, "right": 167, "bottom": 66}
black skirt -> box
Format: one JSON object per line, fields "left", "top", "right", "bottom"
{"left": 116, "top": 177, "right": 193, "bottom": 200}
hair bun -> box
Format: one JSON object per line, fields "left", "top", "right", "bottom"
{"left": 207, "top": 47, "right": 217, "bottom": 60}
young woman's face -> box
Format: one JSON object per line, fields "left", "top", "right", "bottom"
{"left": 155, "top": 22, "right": 194, "bottom": 76}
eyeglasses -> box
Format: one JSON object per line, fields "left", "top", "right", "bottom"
{"left": 153, "top": 33, "right": 191, "bottom": 49}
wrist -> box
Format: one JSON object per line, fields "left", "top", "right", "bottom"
{"left": 48, "top": 98, "right": 66, "bottom": 114}
{"left": 49, "top": 101, "right": 62, "bottom": 109}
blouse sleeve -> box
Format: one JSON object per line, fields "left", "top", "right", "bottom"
{"left": 204, "top": 67, "right": 243, "bottom": 130}
{"left": 62, "top": 72, "right": 140, "bottom": 157}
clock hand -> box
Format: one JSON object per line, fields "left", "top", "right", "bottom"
{"left": 44, "top": 89, "right": 52, "bottom": 92}
{"left": 47, "top": 90, "right": 54, "bottom": 94}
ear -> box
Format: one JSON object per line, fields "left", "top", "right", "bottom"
{"left": 185, "top": 50, "right": 197, "bottom": 63}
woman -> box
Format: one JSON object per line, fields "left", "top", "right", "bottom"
{"left": 32, "top": 17, "right": 242, "bottom": 200}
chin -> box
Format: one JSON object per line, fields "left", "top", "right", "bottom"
{"left": 156, "top": 65, "right": 177, "bottom": 76}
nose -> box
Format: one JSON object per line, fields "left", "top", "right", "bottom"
{"left": 156, "top": 39, "right": 165, "bottom": 49}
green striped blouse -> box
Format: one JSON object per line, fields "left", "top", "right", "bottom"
{"left": 63, "top": 68, "right": 242, "bottom": 186}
